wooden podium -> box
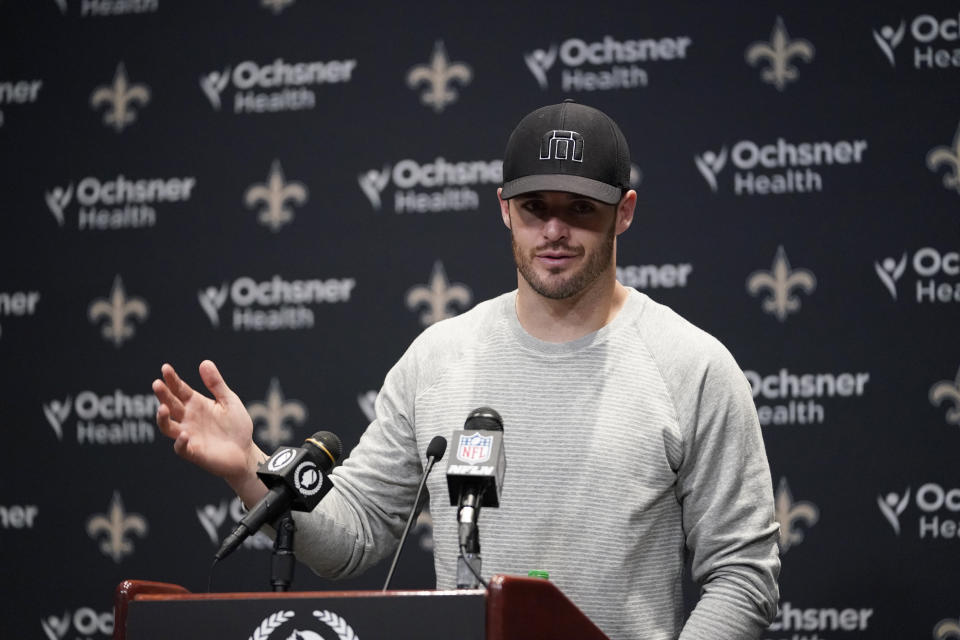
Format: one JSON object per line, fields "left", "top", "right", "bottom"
{"left": 114, "top": 574, "right": 610, "bottom": 640}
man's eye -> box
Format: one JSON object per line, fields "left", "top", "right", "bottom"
{"left": 520, "top": 200, "right": 546, "bottom": 212}
{"left": 570, "top": 201, "right": 596, "bottom": 214}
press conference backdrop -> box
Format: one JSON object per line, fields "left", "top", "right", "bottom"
{"left": 2, "top": 1, "right": 958, "bottom": 638}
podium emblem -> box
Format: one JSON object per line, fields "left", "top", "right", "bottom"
{"left": 249, "top": 609, "right": 359, "bottom": 640}
{"left": 457, "top": 432, "right": 492, "bottom": 464}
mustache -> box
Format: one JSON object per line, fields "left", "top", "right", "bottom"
{"left": 532, "top": 242, "right": 584, "bottom": 255}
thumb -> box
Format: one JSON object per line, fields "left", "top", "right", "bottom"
{"left": 198, "top": 360, "right": 235, "bottom": 405}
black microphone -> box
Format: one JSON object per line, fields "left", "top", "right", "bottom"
{"left": 382, "top": 435, "right": 447, "bottom": 591}
{"left": 215, "top": 431, "right": 342, "bottom": 562}
{"left": 445, "top": 407, "right": 506, "bottom": 588}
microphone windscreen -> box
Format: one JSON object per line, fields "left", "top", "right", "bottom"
{"left": 426, "top": 435, "right": 447, "bottom": 461}
{"left": 306, "top": 431, "right": 343, "bottom": 468}
{"left": 464, "top": 406, "right": 503, "bottom": 431}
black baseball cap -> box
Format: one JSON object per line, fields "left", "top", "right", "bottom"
{"left": 500, "top": 100, "right": 630, "bottom": 205}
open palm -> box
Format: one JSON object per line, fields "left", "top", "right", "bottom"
{"left": 153, "top": 360, "right": 262, "bottom": 484}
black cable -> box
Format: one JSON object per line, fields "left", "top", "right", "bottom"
{"left": 458, "top": 543, "right": 488, "bottom": 589}
{"left": 207, "top": 557, "right": 218, "bottom": 593}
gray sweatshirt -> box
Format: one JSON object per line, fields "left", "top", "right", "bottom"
{"left": 290, "top": 288, "right": 780, "bottom": 640}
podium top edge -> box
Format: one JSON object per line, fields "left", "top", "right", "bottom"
{"left": 134, "top": 588, "right": 487, "bottom": 601}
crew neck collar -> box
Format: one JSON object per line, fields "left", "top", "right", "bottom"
{"left": 502, "top": 288, "right": 643, "bottom": 355}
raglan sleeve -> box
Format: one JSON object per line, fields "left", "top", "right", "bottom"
{"left": 674, "top": 340, "right": 781, "bottom": 639}
{"left": 284, "top": 341, "right": 427, "bottom": 579}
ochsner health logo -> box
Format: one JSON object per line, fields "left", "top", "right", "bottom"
{"left": 197, "top": 497, "right": 272, "bottom": 551}
{"left": 874, "top": 247, "right": 960, "bottom": 304}
{"left": 695, "top": 136, "right": 868, "bottom": 196}
{"left": 358, "top": 157, "right": 501, "bottom": 214}
{"left": 54, "top": 0, "right": 158, "bottom": 18}
{"left": 872, "top": 12, "right": 960, "bottom": 70}
{"left": 767, "top": 601, "right": 874, "bottom": 637}
{"left": 744, "top": 366, "right": 870, "bottom": 427}
{"left": 200, "top": 57, "right": 357, "bottom": 114}
{"left": 0, "top": 288, "right": 40, "bottom": 341}
{"left": 523, "top": 33, "right": 692, "bottom": 92}
{"left": 44, "top": 174, "right": 196, "bottom": 230}
{"left": 877, "top": 483, "right": 960, "bottom": 540}
{"left": 41, "top": 607, "right": 113, "bottom": 640}
{"left": 0, "top": 76, "right": 42, "bottom": 128}
{"left": 43, "top": 389, "right": 158, "bottom": 445}
{"left": 198, "top": 274, "right": 356, "bottom": 332}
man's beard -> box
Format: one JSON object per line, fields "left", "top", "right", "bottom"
{"left": 511, "top": 220, "right": 616, "bottom": 300}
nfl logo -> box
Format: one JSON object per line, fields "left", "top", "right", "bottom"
{"left": 458, "top": 432, "right": 492, "bottom": 463}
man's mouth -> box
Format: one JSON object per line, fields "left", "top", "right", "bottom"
{"left": 535, "top": 250, "right": 581, "bottom": 268}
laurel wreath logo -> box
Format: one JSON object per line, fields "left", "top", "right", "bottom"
{"left": 314, "top": 610, "right": 359, "bottom": 640}
{"left": 249, "top": 610, "right": 295, "bottom": 640}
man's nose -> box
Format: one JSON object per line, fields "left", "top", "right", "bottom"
{"left": 541, "top": 213, "right": 570, "bottom": 240}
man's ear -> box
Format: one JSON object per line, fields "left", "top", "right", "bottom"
{"left": 615, "top": 189, "right": 637, "bottom": 235}
{"left": 497, "top": 187, "right": 512, "bottom": 229}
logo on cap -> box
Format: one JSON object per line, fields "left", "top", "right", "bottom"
{"left": 540, "top": 130, "right": 584, "bottom": 162}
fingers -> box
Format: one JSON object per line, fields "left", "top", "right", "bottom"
{"left": 173, "top": 430, "right": 191, "bottom": 459}
{"left": 161, "top": 363, "right": 196, "bottom": 404}
{"left": 152, "top": 379, "right": 186, "bottom": 422}
{"left": 156, "top": 403, "right": 181, "bottom": 440}
{"left": 198, "top": 359, "right": 235, "bottom": 405}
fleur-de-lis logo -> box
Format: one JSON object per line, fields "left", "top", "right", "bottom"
{"left": 90, "top": 63, "right": 151, "bottom": 132}
{"left": 357, "top": 389, "right": 378, "bottom": 423}
{"left": 747, "top": 246, "right": 816, "bottom": 321}
{"left": 930, "top": 367, "right": 960, "bottom": 426}
{"left": 745, "top": 17, "right": 815, "bottom": 91}
{"left": 413, "top": 509, "right": 435, "bottom": 551}
{"left": 934, "top": 618, "right": 960, "bottom": 639}
{"left": 774, "top": 477, "right": 819, "bottom": 553}
{"left": 261, "top": 0, "right": 294, "bottom": 14}
{"left": 244, "top": 160, "right": 308, "bottom": 232}
{"left": 86, "top": 492, "right": 148, "bottom": 563}
{"left": 248, "top": 378, "right": 307, "bottom": 450}
{"left": 88, "top": 275, "right": 149, "bottom": 347}
{"left": 406, "top": 41, "right": 472, "bottom": 113}
{"left": 927, "top": 123, "right": 960, "bottom": 195}
{"left": 405, "top": 261, "right": 473, "bottom": 327}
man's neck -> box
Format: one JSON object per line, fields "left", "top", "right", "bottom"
{"left": 515, "top": 272, "right": 629, "bottom": 343}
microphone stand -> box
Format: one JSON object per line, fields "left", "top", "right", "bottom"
{"left": 382, "top": 456, "right": 438, "bottom": 590}
{"left": 456, "top": 528, "right": 483, "bottom": 589}
{"left": 270, "top": 511, "right": 296, "bottom": 592}
{"left": 456, "top": 491, "right": 484, "bottom": 589}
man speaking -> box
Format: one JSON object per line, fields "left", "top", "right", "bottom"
{"left": 153, "top": 100, "right": 780, "bottom": 639}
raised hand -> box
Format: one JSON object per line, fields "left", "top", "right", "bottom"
{"left": 153, "top": 360, "right": 266, "bottom": 494}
